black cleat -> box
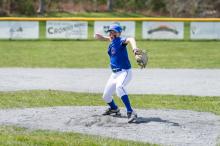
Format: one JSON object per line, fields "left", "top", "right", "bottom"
{"left": 127, "top": 111, "right": 138, "bottom": 123}
{"left": 102, "top": 108, "right": 121, "bottom": 116}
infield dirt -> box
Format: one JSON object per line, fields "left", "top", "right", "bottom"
{"left": 0, "top": 68, "right": 220, "bottom": 96}
{"left": 0, "top": 106, "right": 219, "bottom": 146}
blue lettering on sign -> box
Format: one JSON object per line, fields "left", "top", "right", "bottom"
{"left": 48, "top": 25, "right": 74, "bottom": 34}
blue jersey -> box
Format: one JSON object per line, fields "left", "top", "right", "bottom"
{"left": 108, "top": 37, "right": 131, "bottom": 70}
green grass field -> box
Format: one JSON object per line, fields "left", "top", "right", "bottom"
{"left": 0, "top": 90, "right": 220, "bottom": 115}
{"left": 0, "top": 12, "right": 220, "bottom": 146}
{"left": 0, "top": 40, "right": 220, "bottom": 68}
{"left": 0, "top": 126, "right": 153, "bottom": 146}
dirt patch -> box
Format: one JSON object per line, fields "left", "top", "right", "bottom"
{"left": 0, "top": 106, "right": 220, "bottom": 146}
{"left": 1, "top": 68, "right": 220, "bottom": 96}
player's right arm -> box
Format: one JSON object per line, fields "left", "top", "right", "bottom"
{"left": 94, "top": 33, "right": 111, "bottom": 41}
{"left": 124, "top": 37, "right": 138, "bottom": 52}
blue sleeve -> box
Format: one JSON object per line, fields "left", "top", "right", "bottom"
{"left": 120, "top": 37, "right": 127, "bottom": 46}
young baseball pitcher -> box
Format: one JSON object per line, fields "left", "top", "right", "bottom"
{"left": 95, "top": 23, "right": 147, "bottom": 123}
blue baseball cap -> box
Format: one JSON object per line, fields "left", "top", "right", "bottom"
{"left": 107, "top": 24, "right": 122, "bottom": 33}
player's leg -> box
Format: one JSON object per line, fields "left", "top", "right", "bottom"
{"left": 115, "top": 69, "right": 132, "bottom": 112}
{"left": 102, "top": 74, "right": 120, "bottom": 115}
{"left": 116, "top": 69, "right": 137, "bottom": 122}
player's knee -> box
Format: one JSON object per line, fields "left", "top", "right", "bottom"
{"left": 102, "top": 93, "right": 112, "bottom": 103}
{"left": 116, "top": 84, "right": 126, "bottom": 97}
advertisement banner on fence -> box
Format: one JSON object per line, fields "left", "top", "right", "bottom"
{"left": 94, "top": 21, "right": 135, "bottom": 37}
{"left": 0, "top": 21, "right": 39, "bottom": 39}
{"left": 190, "top": 22, "right": 220, "bottom": 40}
{"left": 46, "top": 21, "right": 88, "bottom": 39}
{"left": 142, "top": 22, "right": 184, "bottom": 39}
{"left": 0, "top": 21, "right": 10, "bottom": 39}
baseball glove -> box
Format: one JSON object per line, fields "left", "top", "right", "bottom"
{"left": 133, "top": 48, "right": 148, "bottom": 69}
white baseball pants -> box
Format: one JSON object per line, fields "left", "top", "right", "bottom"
{"left": 102, "top": 69, "right": 132, "bottom": 103}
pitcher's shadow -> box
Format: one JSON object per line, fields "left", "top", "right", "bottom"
{"left": 133, "top": 117, "right": 180, "bottom": 126}
{"left": 92, "top": 114, "right": 180, "bottom": 126}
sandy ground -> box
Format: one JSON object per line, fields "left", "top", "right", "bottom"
{"left": 0, "top": 106, "right": 220, "bottom": 146}
{"left": 0, "top": 68, "right": 220, "bottom": 96}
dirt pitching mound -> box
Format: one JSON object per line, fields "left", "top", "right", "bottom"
{"left": 0, "top": 106, "right": 220, "bottom": 146}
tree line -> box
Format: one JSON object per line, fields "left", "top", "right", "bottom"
{"left": 0, "top": 0, "right": 219, "bottom": 17}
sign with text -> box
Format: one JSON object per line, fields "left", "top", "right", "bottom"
{"left": 0, "top": 21, "right": 39, "bottom": 39}
{"left": 142, "top": 22, "right": 184, "bottom": 39}
{"left": 94, "top": 21, "right": 135, "bottom": 37}
{"left": 190, "top": 22, "right": 220, "bottom": 39}
{"left": 46, "top": 21, "right": 88, "bottom": 39}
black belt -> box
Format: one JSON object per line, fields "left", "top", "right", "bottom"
{"left": 112, "top": 68, "right": 122, "bottom": 73}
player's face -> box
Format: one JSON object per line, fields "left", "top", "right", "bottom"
{"left": 109, "top": 30, "right": 120, "bottom": 39}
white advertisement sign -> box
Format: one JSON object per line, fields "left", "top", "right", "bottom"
{"left": 46, "top": 21, "right": 88, "bottom": 39}
{"left": 94, "top": 21, "right": 135, "bottom": 37}
{"left": 0, "top": 21, "right": 39, "bottom": 39}
{"left": 142, "top": 22, "right": 184, "bottom": 39}
{"left": 0, "top": 21, "right": 10, "bottom": 39}
{"left": 190, "top": 22, "right": 220, "bottom": 39}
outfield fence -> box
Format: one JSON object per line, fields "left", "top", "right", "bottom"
{"left": 0, "top": 17, "right": 220, "bottom": 40}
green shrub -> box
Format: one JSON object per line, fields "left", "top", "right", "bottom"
{"left": 10, "top": 0, "right": 35, "bottom": 15}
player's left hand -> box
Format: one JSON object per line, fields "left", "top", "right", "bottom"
{"left": 133, "top": 48, "right": 148, "bottom": 69}
{"left": 94, "top": 33, "right": 103, "bottom": 39}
